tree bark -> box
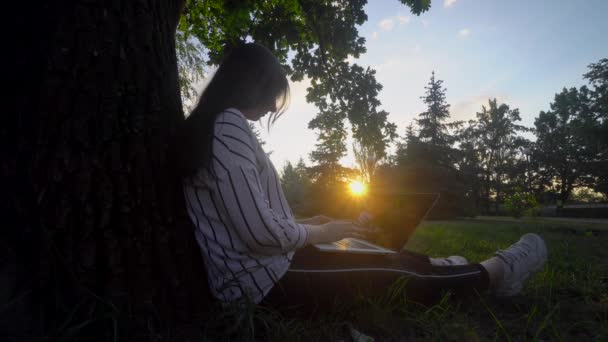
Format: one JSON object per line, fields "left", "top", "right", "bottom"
{"left": 5, "top": 1, "right": 208, "bottom": 340}
{"left": 494, "top": 173, "right": 501, "bottom": 215}
{"left": 483, "top": 171, "right": 491, "bottom": 214}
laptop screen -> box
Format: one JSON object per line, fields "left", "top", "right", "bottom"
{"left": 362, "top": 191, "right": 439, "bottom": 251}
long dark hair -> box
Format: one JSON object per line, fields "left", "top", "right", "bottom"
{"left": 175, "top": 43, "right": 290, "bottom": 179}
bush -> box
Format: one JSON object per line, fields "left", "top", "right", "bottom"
{"left": 504, "top": 192, "right": 540, "bottom": 218}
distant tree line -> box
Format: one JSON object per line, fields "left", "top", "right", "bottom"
{"left": 281, "top": 58, "right": 608, "bottom": 218}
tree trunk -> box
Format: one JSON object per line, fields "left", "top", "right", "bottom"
{"left": 495, "top": 173, "right": 501, "bottom": 215}
{"left": 558, "top": 169, "right": 572, "bottom": 205}
{"left": 483, "top": 171, "right": 491, "bottom": 214}
{"left": 5, "top": 1, "right": 208, "bottom": 340}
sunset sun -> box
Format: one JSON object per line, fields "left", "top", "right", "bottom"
{"left": 349, "top": 180, "right": 367, "bottom": 196}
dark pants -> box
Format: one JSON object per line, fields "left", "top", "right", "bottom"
{"left": 263, "top": 246, "right": 489, "bottom": 312}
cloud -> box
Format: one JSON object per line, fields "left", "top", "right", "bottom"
{"left": 397, "top": 15, "right": 410, "bottom": 25}
{"left": 444, "top": 0, "right": 458, "bottom": 8}
{"left": 378, "top": 18, "right": 395, "bottom": 31}
{"left": 371, "top": 31, "right": 379, "bottom": 40}
{"left": 458, "top": 28, "right": 471, "bottom": 37}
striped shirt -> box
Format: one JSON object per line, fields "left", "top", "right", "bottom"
{"left": 183, "top": 108, "right": 309, "bottom": 304}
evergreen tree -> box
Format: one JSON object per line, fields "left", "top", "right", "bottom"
{"left": 280, "top": 162, "right": 302, "bottom": 209}
{"left": 280, "top": 159, "right": 312, "bottom": 215}
{"left": 247, "top": 121, "right": 266, "bottom": 147}
{"left": 247, "top": 121, "right": 274, "bottom": 156}
{"left": 295, "top": 158, "right": 310, "bottom": 182}
{"left": 390, "top": 73, "right": 468, "bottom": 218}
{"left": 416, "top": 71, "right": 452, "bottom": 148}
{"left": 308, "top": 104, "right": 348, "bottom": 185}
{"left": 389, "top": 124, "right": 417, "bottom": 166}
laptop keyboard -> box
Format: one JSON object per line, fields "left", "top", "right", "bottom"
{"left": 334, "top": 239, "right": 373, "bottom": 249}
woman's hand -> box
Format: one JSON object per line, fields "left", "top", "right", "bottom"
{"left": 296, "top": 215, "right": 333, "bottom": 225}
{"left": 304, "top": 221, "right": 372, "bottom": 245}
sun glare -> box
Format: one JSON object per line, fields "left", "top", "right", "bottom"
{"left": 349, "top": 180, "right": 366, "bottom": 196}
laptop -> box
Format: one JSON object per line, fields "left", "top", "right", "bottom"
{"left": 314, "top": 192, "right": 440, "bottom": 255}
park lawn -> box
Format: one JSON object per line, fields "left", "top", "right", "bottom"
{"left": 203, "top": 219, "right": 608, "bottom": 341}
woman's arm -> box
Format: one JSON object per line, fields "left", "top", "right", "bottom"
{"left": 303, "top": 221, "right": 370, "bottom": 245}
{"left": 208, "top": 112, "right": 310, "bottom": 255}
{"left": 207, "top": 112, "right": 370, "bottom": 253}
{"left": 295, "top": 215, "right": 332, "bottom": 225}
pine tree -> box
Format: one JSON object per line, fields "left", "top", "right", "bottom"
{"left": 389, "top": 74, "right": 469, "bottom": 218}
{"left": 248, "top": 121, "right": 266, "bottom": 147}
{"left": 308, "top": 104, "right": 348, "bottom": 185}
{"left": 280, "top": 159, "right": 312, "bottom": 215}
{"left": 392, "top": 124, "right": 418, "bottom": 166}
{"left": 248, "top": 121, "right": 273, "bottom": 155}
{"left": 416, "top": 71, "right": 452, "bottom": 148}
{"left": 295, "top": 158, "right": 311, "bottom": 185}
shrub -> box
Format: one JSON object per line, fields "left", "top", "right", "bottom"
{"left": 504, "top": 191, "right": 540, "bottom": 218}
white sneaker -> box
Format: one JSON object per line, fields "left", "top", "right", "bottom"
{"left": 430, "top": 255, "right": 469, "bottom": 266}
{"left": 493, "top": 233, "right": 547, "bottom": 297}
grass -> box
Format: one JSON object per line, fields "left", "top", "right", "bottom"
{"left": 403, "top": 219, "right": 608, "bottom": 341}
{"left": 44, "top": 219, "right": 606, "bottom": 340}
{"left": 199, "top": 218, "right": 608, "bottom": 341}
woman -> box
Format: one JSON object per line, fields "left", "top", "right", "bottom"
{"left": 178, "top": 43, "right": 547, "bottom": 308}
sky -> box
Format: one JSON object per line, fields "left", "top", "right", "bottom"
{"left": 239, "top": 0, "right": 608, "bottom": 171}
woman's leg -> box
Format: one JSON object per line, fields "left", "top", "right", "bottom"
{"left": 263, "top": 233, "right": 547, "bottom": 311}
{"left": 263, "top": 246, "right": 489, "bottom": 312}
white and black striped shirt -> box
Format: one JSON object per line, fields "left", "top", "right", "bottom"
{"left": 183, "top": 108, "right": 308, "bottom": 304}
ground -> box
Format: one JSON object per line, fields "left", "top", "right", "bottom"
{"left": 205, "top": 217, "right": 608, "bottom": 341}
